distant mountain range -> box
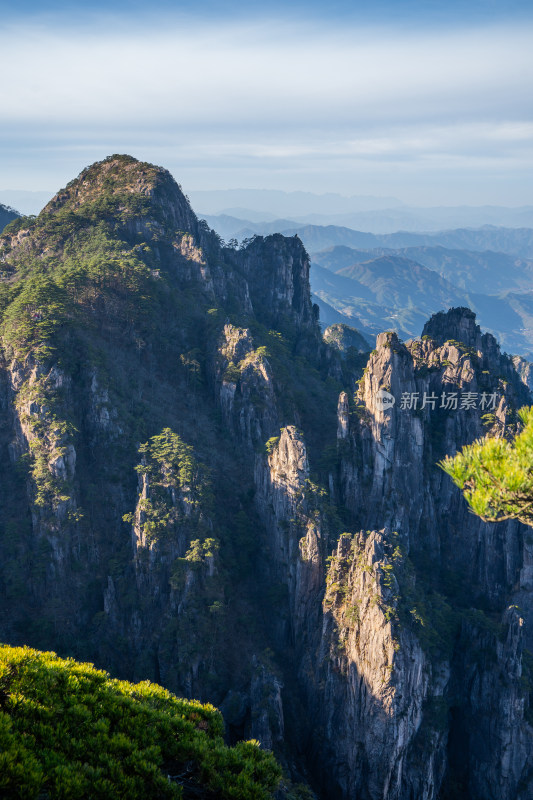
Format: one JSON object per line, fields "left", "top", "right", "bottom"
{"left": 310, "top": 245, "right": 533, "bottom": 356}
{"left": 2, "top": 158, "right": 533, "bottom": 800}
{"left": 314, "top": 244, "right": 533, "bottom": 294}
{"left": 201, "top": 206, "right": 533, "bottom": 238}
{"left": 199, "top": 211, "right": 533, "bottom": 356}
{"left": 204, "top": 215, "right": 533, "bottom": 258}
{"left": 293, "top": 205, "right": 533, "bottom": 232}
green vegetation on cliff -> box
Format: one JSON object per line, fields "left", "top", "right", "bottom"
{"left": 125, "top": 428, "right": 212, "bottom": 545}
{"left": 0, "top": 644, "right": 281, "bottom": 799}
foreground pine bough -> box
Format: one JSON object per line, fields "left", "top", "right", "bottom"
{"left": 0, "top": 644, "right": 281, "bottom": 799}
{"left": 441, "top": 405, "right": 533, "bottom": 526}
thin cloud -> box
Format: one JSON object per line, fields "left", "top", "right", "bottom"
{"left": 0, "top": 18, "right": 532, "bottom": 203}
{"left": 2, "top": 21, "right": 532, "bottom": 125}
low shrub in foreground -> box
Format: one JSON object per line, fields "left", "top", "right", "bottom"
{"left": 0, "top": 644, "right": 281, "bottom": 799}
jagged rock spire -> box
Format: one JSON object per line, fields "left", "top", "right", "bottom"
{"left": 422, "top": 306, "right": 482, "bottom": 348}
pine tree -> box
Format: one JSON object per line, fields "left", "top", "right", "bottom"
{"left": 441, "top": 406, "right": 533, "bottom": 526}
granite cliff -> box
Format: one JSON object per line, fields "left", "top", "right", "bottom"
{"left": 1, "top": 155, "right": 533, "bottom": 798}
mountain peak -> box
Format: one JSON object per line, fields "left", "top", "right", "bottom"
{"left": 422, "top": 306, "right": 481, "bottom": 348}
{"left": 44, "top": 155, "right": 163, "bottom": 211}
{"left": 42, "top": 154, "right": 200, "bottom": 237}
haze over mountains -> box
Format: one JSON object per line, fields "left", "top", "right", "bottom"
{"left": 188, "top": 188, "right": 533, "bottom": 231}
{"left": 201, "top": 206, "right": 533, "bottom": 238}
{"left": 0, "top": 190, "right": 54, "bottom": 216}
{"left": 202, "top": 214, "right": 533, "bottom": 255}
{"left": 3, "top": 186, "right": 533, "bottom": 231}
{"left": 309, "top": 243, "right": 533, "bottom": 355}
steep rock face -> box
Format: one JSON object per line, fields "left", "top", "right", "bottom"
{"left": 214, "top": 323, "right": 278, "bottom": 450}
{"left": 123, "top": 428, "right": 226, "bottom": 695}
{"left": 513, "top": 355, "right": 533, "bottom": 396}
{"left": 249, "top": 660, "right": 285, "bottom": 752}
{"left": 318, "top": 310, "right": 533, "bottom": 799}
{"left": 448, "top": 607, "right": 533, "bottom": 800}
{"left": 255, "top": 427, "right": 314, "bottom": 638}
{"left": 0, "top": 156, "right": 326, "bottom": 769}
{"left": 7, "top": 357, "right": 79, "bottom": 571}
{"left": 314, "top": 530, "right": 445, "bottom": 800}
{"left": 242, "top": 234, "right": 319, "bottom": 333}
{"left": 87, "top": 369, "right": 123, "bottom": 439}
{"left": 337, "top": 391, "right": 350, "bottom": 439}
{"left": 254, "top": 424, "right": 340, "bottom": 684}
{"left": 248, "top": 307, "right": 533, "bottom": 798}
{"left": 341, "top": 325, "right": 529, "bottom": 605}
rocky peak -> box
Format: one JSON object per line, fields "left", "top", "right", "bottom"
{"left": 42, "top": 154, "right": 201, "bottom": 238}
{"left": 422, "top": 306, "right": 492, "bottom": 350}
{"left": 323, "top": 323, "right": 371, "bottom": 354}
{"left": 241, "top": 234, "right": 319, "bottom": 334}
{"left": 268, "top": 426, "right": 309, "bottom": 496}
{"left": 9, "top": 152, "right": 533, "bottom": 799}
{"left": 342, "top": 315, "right": 531, "bottom": 561}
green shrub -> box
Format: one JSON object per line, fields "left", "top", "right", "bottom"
{"left": 264, "top": 436, "right": 280, "bottom": 455}
{"left": 223, "top": 361, "right": 242, "bottom": 383}
{"left": 128, "top": 428, "right": 212, "bottom": 545}
{"left": 0, "top": 644, "right": 281, "bottom": 799}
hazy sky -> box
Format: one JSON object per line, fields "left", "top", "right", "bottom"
{"left": 1, "top": 0, "right": 532, "bottom": 207}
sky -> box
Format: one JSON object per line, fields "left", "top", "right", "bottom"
{"left": 1, "top": 0, "right": 533, "bottom": 210}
